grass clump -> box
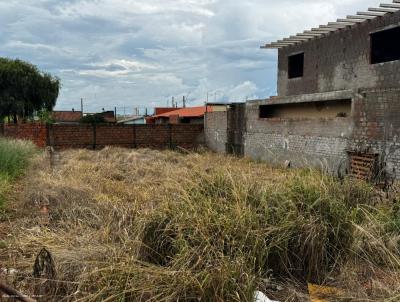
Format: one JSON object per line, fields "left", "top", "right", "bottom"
{"left": 137, "top": 169, "right": 373, "bottom": 301}
{"left": 0, "top": 138, "right": 37, "bottom": 207}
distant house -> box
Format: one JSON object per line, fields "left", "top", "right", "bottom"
{"left": 117, "top": 116, "right": 146, "bottom": 125}
{"left": 147, "top": 106, "right": 213, "bottom": 124}
{"left": 52, "top": 110, "right": 82, "bottom": 123}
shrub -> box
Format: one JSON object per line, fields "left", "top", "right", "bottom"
{"left": 80, "top": 114, "right": 106, "bottom": 124}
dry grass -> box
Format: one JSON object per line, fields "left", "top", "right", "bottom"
{"left": 1, "top": 147, "right": 400, "bottom": 301}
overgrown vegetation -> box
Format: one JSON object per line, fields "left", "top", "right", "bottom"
{"left": 0, "top": 138, "right": 37, "bottom": 207}
{"left": 1, "top": 148, "right": 400, "bottom": 301}
{"left": 0, "top": 57, "right": 60, "bottom": 123}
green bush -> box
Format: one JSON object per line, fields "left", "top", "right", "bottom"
{"left": 80, "top": 114, "right": 106, "bottom": 124}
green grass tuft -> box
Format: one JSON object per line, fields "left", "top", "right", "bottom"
{"left": 0, "top": 138, "right": 37, "bottom": 208}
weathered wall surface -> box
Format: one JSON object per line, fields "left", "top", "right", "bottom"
{"left": 278, "top": 11, "right": 400, "bottom": 97}
{"left": 245, "top": 99, "right": 354, "bottom": 174}
{"left": 205, "top": 111, "right": 227, "bottom": 153}
{"left": 349, "top": 88, "right": 400, "bottom": 179}
{"left": 243, "top": 88, "right": 400, "bottom": 179}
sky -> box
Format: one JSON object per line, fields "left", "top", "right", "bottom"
{"left": 0, "top": 0, "right": 384, "bottom": 113}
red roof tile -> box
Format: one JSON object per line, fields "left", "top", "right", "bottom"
{"left": 154, "top": 106, "right": 212, "bottom": 118}
{"left": 52, "top": 111, "right": 82, "bottom": 122}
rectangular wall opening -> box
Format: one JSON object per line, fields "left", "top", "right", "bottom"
{"left": 288, "top": 52, "right": 304, "bottom": 79}
{"left": 259, "top": 99, "right": 352, "bottom": 119}
{"left": 371, "top": 26, "right": 400, "bottom": 64}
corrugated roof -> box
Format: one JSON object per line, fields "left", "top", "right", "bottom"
{"left": 117, "top": 116, "right": 145, "bottom": 123}
{"left": 262, "top": 1, "right": 400, "bottom": 49}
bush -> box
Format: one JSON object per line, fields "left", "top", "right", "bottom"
{"left": 80, "top": 114, "right": 106, "bottom": 124}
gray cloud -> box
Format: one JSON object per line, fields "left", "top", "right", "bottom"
{"left": 0, "top": 0, "right": 383, "bottom": 112}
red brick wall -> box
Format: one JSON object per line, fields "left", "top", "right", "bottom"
{"left": 0, "top": 123, "right": 48, "bottom": 147}
{"left": 0, "top": 123, "right": 204, "bottom": 150}
{"left": 49, "top": 124, "right": 94, "bottom": 149}
{"left": 45, "top": 124, "right": 204, "bottom": 150}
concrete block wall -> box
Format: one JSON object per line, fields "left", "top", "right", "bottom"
{"left": 349, "top": 88, "right": 400, "bottom": 179}
{"left": 241, "top": 88, "right": 400, "bottom": 179}
{"left": 277, "top": 11, "right": 400, "bottom": 97}
{"left": 245, "top": 100, "right": 353, "bottom": 174}
{"left": 205, "top": 111, "right": 227, "bottom": 153}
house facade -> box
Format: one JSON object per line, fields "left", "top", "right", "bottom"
{"left": 147, "top": 106, "right": 213, "bottom": 125}
{"left": 52, "top": 110, "right": 82, "bottom": 123}
{"left": 206, "top": 2, "right": 400, "bottom": 181}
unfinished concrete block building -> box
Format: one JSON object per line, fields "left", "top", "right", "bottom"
{"left": 206, "top": 1, "right": 400, "bottom": 181}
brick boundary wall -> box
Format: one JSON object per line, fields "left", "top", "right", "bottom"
{"left": 0, "top": 123, "right": 204, "bottom": 150}
{"left": 0, "top": 123, "right": 48, "bottom": 147}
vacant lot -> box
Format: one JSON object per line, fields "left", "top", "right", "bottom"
{"left": 1, "top": 146, "right": 400, "bottom": 301}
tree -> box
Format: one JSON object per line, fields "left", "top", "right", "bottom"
{"left": 79, "top": 114, "right": 106, "bottom": 124}
{"left": 0, "top": 58, "right": 60, "bottom": 123}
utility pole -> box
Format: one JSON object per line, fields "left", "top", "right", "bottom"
{"left": 172, "top": 97, "right": 175, "bottom": 108}
{"left": 183, "top": 96, "right": 186, "bottom": 108}
{"left": 80, "top": 98, "right": 84, "bottom": 117}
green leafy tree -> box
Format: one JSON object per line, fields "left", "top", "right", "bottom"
{"left": 0, "top": 58, "right": 60, "bottom": 123}
{"left": 37, "top": 109, "right": 55, "bottom": 124}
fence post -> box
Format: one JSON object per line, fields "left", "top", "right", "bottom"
{"left": 168, "top": 124, "right": 173, "bottom": 149}
{"left": 0, "top": 123, "right": 4, "bottom": 137}
{"left": 133, "top": 124, "right": 137, "bottom": 148}
{"left": 46, "top": 123, "right": 53, "bottom": 147}
{"left": 92, "top": 123, "right": 97, "bottom": 150}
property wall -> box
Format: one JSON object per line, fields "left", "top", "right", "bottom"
{"left": 0, "top": 123, "right": 204, "bottom": 150}
{"left": 0, "top": 123, "right": 48, "bottom": 147}
{"left": 277, "top": 11, "right": 400, "bottom": 97}
{"left": 205, "top": 111, "right": 227, "bottom": 153}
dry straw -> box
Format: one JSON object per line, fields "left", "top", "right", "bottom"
{"left": 1, "top": 146, "right": 400, "bottom": 301}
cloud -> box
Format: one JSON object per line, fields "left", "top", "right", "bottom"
{"left": 0, "top": 0, "right": 384, "bottom": 112}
